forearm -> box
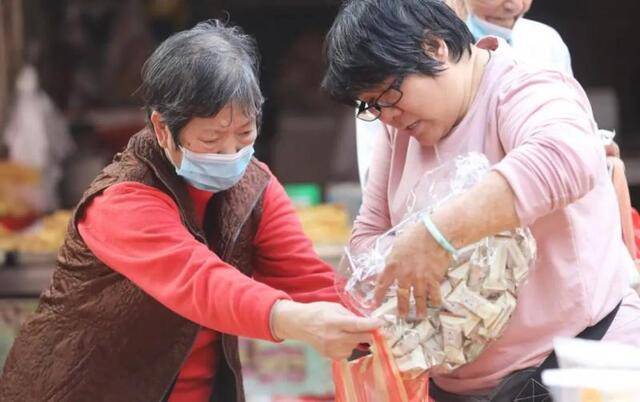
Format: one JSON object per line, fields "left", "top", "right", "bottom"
{"left": 253, "top": 175, "right": 339, "bottom": 303}
{"left": 431, "top": 171, "right": 520, "bottom": 250}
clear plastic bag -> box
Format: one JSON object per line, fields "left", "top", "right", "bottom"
{"left": 336, "top": 153, "right": 536, "bottom": 375}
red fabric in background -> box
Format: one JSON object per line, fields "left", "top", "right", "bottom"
{"left": 631, "top": 208, "right": 640, "bottom": 259}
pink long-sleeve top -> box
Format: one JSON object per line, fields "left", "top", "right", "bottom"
{"left": 353, "top": 40, "right": 640, "bottom": 394}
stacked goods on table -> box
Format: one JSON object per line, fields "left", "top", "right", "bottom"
{"left": 0, "top": 210, "right": 71, "bottom": 265}
{"left": 285, "top": 182, "right": 352, "bottom": 247}
{"left": 296, "top": 204, "right": 351, "bottom": 246}
{"left": 0, "top": 161, "right": 71, "bottom": 265}
{"left": 0, "top": 162, "right": 40, "bottom": 231}
{"left": 286, "top": 182, "right": 353, "bottom": 266}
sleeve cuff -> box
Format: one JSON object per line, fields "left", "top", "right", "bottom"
{"left": 259, "top": 293, "right": 291, "bottom": 342}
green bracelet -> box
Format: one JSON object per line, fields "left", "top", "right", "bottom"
{"left": 420, "top": 213, "right": 458, "bottom": 259}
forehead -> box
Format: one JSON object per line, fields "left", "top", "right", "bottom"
{"left": 357, "top": 77, "right": 398, "bottom": 102}
{"left": 195, "top": 105, "right": 255, "bottom": 130}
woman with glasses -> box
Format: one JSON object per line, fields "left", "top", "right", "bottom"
{"left": 355, "top": 0, "right": 575, "bottom": 188}
{"left": 323, "top": 0, "right": 640, "bottom": 400}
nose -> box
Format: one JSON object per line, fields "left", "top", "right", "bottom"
{"left": 218, "top": 138, "right": 241, "bottom": 155}
{"left": 378, "top": 106, "right": 402, "bottom": 126}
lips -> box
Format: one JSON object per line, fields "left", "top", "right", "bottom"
{"left": 486, "top": 17, "right": 517, "bottom": 28}
{"left": 404, "top": 121, "right": 421, "bottom": 133}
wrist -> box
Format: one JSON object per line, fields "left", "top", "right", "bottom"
{"left": 420, "top": 212, "right": 459, "bottom": 261}
{"left": 429, "top": 206, "right": 467, "bottom": 250}
{"left": 270, "top": 299, "right": 299, "bottom": 341}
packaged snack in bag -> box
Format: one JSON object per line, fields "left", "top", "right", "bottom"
{"left": 335, "top": 153, "right": 536, "bottom": 379}
{"left": 333, "top": 330, "right": 429, "bottom": 402}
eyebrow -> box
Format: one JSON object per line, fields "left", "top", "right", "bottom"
{"left": 198, "top": 133, "right": 221, "bottom": 142}
{"left": 212, "top": 120, "right": 253, "bottom": 133}
{"left": 357, "top": 93, "right": 377, "bottom": 105}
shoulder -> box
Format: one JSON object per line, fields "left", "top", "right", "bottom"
{"left": 252, "top": 159, "right": 275, "bottom": 177}
{"left": 89, "top": 182, "right": 180, "bottom": 213}
{"left": 247, "top": 159, "right": 281, "bottom": 202}
{"left": 485, "top": 56, "right": 590, "bottom": 127}
{"left": 488, "top": 41, "right": 573, "bottom": 94}
{"left": 515, "top": 18, "right": 568, "bottom": 50}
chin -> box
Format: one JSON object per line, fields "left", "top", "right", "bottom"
{"left": 487, "top": 17, "right": 516, "bottom": 29}
{"left": 413, "top": 131, "right": 442, "bottom": 147}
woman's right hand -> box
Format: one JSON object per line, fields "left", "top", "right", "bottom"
{"left": 270, "top": 300, "right": 382, "bottom": 360}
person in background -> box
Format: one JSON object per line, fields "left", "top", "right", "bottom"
{"left": 0, "top": 20, "right": 381, "bottom": 402}
{"left": 465, "top": 0, "right": 572, "bottom": 75}
{"left": 356, "top": 0, "right": 572, "bottom": 187}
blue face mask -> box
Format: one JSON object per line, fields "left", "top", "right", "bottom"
{"left": 466, "top": 13, "right": 514, "bottom": 44}
{"left": 175, "top": 145, "right": 255, "bottom": 192}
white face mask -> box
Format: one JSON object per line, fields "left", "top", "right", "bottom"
{"left": 466, "top": 13, "right": 514, "bottom": 44}
{"left": 174, "top": 145, "right": 255, "bottom": 192}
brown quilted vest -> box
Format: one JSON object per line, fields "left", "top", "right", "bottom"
{"left": 0, "top": 129, "right": 271, "bottom": 402}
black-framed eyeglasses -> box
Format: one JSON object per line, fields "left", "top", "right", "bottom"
{"left": 356, "top": 77, "right": 404, "bottom": 122}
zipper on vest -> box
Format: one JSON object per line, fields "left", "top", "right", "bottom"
{"left": 158, "top": 328, "right": 201, "bottom": 402}
{"left": 221, "top": 335, "right": 243, "bottom": 401}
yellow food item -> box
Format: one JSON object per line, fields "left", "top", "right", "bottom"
{"left": 296, "top": 204, "right": 351, "bottom": 245}
{"left": 0, "top": 197, "right": 35, "bottom": 218}
{"left": 580, "top": 389, "right": 602, "bottom": 402}
{"left": 0, "top": 162, "right": 41, "bottom": 218}
{"left": 0, "top": 162, "right": 41, "bottom": 184}
{"left": 18, "top": 210, "right": 71, "bottom": 253}
{"left": 2, "top": 210, "right": 72, "bottom": 253}
{"left": 0, "top": 225, "right": 18, "bottom": 251}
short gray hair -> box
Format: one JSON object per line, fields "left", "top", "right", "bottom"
{"left": 139, "top": 19, "right": 264, "bottom": 143}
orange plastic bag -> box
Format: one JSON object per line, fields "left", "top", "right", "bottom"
{"left": 333, "top": 330, "right": 429, "bottom": 402}
{"left": 609, "top": 157, "right": 637, "bottom": 259}
{"left": 632, "top": 208, "right": 640, "bottom": 259}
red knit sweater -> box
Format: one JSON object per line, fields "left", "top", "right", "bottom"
{"left": 78, "top": 166, "right": 339, "bottom": 401}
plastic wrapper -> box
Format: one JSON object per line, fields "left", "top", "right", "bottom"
{"left": 332, "top": 330, "right": 429, "bottom": 402}
{"left": 336, "top": 153, "right": 536, "bottom": 376}
{"left": 542, "top": 369, "right": 640, "bottom": 402}
{"left": 541, "top": 339, "right": 640, "bottom": 402}
{"left": 542, "top": 338, "right": 640, "bottom": 402}
{"left": 553, "top": 337, "right": 640, "bottom": 371}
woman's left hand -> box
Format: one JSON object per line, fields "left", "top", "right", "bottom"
{"left": 373, "top": 171, "right": 520, "bottom": 319}
{"left": 374, "top": 220, "right": 452, "bottom": 318}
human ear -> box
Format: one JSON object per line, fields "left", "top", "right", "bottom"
{"left": 151, "top": 111, "right": 172, "bottom": 149}
{"left": 422, "top": 36, "right": 449, "bottom": 64}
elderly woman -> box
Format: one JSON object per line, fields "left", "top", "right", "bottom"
{"left": 465, "top": 0, "right": 572, "bottom": 74}
{"left": 0, "top": 20, "right": 380, "bottom": 402}
{"left": 323, "top": 0, "right": 640, "bottom": 400}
